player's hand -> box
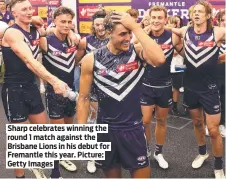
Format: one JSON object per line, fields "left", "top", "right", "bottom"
{"left": 52, "top": 79, "right": 69, "bottom": 97}
{"left": 31, "top": 16, "right": 44, "bottom": 29}
{"left": 37, "top": 26, "right": 46, "bottom": 37}
{"left": 67, "top": 32, "right": 81, "bottom": 47}
{"left": 111, "top": 12, "right": 140, "bottom": 31}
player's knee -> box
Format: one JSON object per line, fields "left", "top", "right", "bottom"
{"left": 143, "top": 117, "right": 151, "bottom": 125}
{"left": 193, "top": 118, "right": 204, "bottom": 128}
{"left": 208, "top": 127, "right": 220, "bottom": 139}
{"left": 156, "top": 117, "right": 166, "bottom": 126}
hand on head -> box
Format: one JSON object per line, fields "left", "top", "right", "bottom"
{"left": 111, "top": 12, "right": 140, "bottom": 31}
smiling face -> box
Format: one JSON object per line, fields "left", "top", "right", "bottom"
{"left": 11, "top": 0, "right": 33, "bottom": 25}
{"left": 150, "top": 10, "right": 167, "bottom": 32}
{"left": 54, "top": 14, "right": 73, "bottom": 35}
{"left": 93, "top": 18, "right": 106, "bottom": 38}
{"left": 110, "top": 24, "right": 132, "bottom": 52}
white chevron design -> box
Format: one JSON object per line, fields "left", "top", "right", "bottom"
{"left": 185, "top": 47, "right": 218, "bottom": 68}
{"left": 94, "top": 67, "right": 144, "bottom": 101}
{"left": 162, "top": 38, "right": 172, "bottom": 53}
{"left": 24, "top": 37, "right": 38, "bottom": 51}
{"left": 44, "top": 55, "right": 75, "bottom": 73}
{"left": 184, "top": 42, "right": 216, "bottom": 59}
{"left": 95, "top": 50, "right": 136, "bottom": 79}
{"left": 47, "top": 50, "right": 75, "bottom": 66}
{"left": 220, "top": 43, "right": 226, "bottom": 48}
{"left": 165, "top": 48, "right": 174, "bottom": 58}
{"left": 185, "top": 32, "right": 214, "bottom": 51}
{"left": 34, "top": 49, "right": 39, "bottom": 59}
{"left": 219, "top": 42, "right": 225, "bottom": 54}
{"left": 49, "top": 45, "right": 75, "bottom": 58}
{"left": 94, "top": 63, "right": 140, "bottom": 90}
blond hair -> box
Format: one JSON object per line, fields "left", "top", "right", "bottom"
{"left": 9, "top": 0, "right": 26, "bottom": 10}
{"left": 168, "top": 16, "right": 178, "bottom": 26}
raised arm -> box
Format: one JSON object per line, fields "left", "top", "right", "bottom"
{"left": 165, "top": 26, "right": 188, "bottom": 39}
{"left": 37, "top": 27, "right": 48, "bottom": 52}
{"left": 112, "top": 12, "right": 165, "bottom": 66}
{"left": 214, "top": 26, "right": 226, "bottom": 45}
{"left": 75, "top": 37, "right": 86, "bottom": 64}
{"left": 77, "top": 53, "right": 94, "bottom": 124}
{"left": 3, "top": 28, "right": 68, "bottom": 95}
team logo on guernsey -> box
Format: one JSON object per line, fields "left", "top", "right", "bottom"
{"left": 195, "top": 36, "right": 200, "bottom": 40}
{"left": 52, "top": 51, "right": 62, "bottom": 56}
{"left": 62, "top": 43, "right": 68, "bottom": 48}
{"left": 97, "top": 69, "right": 110, "bottom": 76}
{"left": 186, "top": 40, "right": 193, "bottom": 46}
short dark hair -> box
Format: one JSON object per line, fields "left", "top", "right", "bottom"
{"left": 103, "top": 12, "right": 121, "bottom": 32}
{"left": 9, "top": 0, "right": 26, "bottom": 10}
{"left": 0, "top": 0, "right": 6, "bottom": 3}
{"left": 53, "top": 6, "right": 75, "bottom": 19}
{"left": 92, "top": 10, "right": 106, "bottom": 21}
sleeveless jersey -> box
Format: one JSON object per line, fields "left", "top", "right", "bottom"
{"left": 93, "top": 44, "right": 144, "bottom": 130}
{"left": 183, "top": 27, "right": 219, "bottom": 91}
{"left": 86, "top": 35, "right": 108, "bottom": 53}
{"left": 142, "top": 30, "right": 174, "bottom": 87}
{"left": 43, "top": 34, "right": 76, "bottom": 88}
{"left": 2, "top": 24, "right": 40, "bottom": 84}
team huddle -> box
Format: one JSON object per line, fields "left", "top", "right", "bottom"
{"left": 0, "top": 0, "right": 225, "bottom": 178}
